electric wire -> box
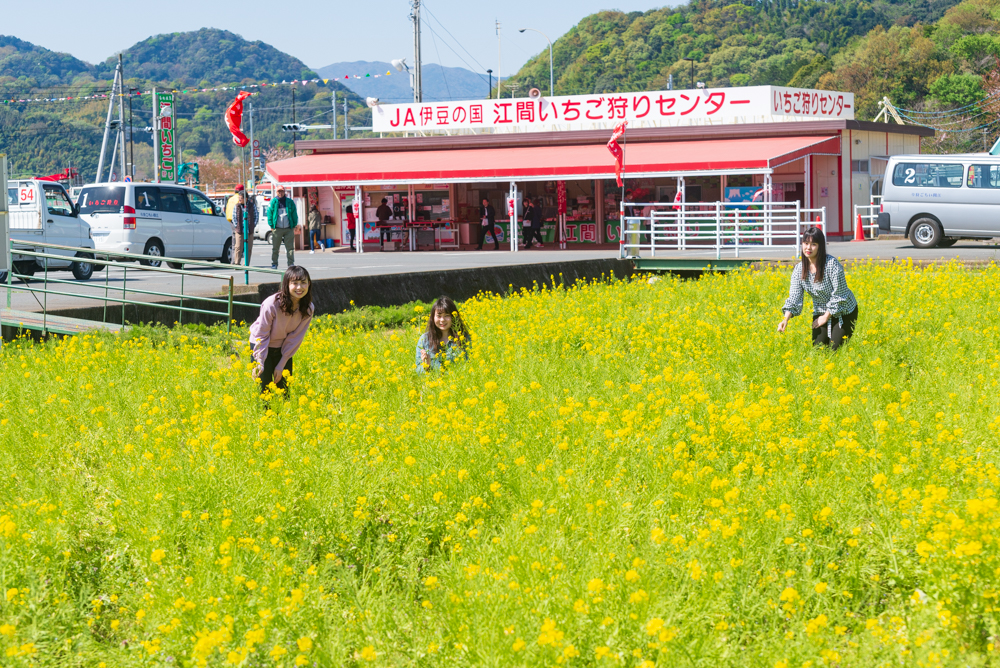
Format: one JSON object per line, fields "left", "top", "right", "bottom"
{"left": 425, "top": 18, "right": 453, "bottom": 101}
{"left": 421, "top": 3, "right": 491, "bottom": 84}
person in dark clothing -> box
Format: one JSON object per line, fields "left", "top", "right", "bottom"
{"left": 525, "top": 197, "right": 544, "bottom": 248}
{"left": 477, "top": 198, "right": 500, "bottom": 250}
{"left": 376, "top": 198, "right": 393, "bottom": 249}
{"left": 521, "top": 197, "right": 535, "bottom": 248}
{"left": 232, "top": 187, "right": 258, "bottom": 265}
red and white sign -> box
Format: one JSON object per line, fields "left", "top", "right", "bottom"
{"left": 556, "top": 181, "right": 567, "bottom": 215}
{"left": 18, "top": 186, "right": 35, "bottom": 203}
{"left": 372, "top": 85, "right": 853, "bottom": 134}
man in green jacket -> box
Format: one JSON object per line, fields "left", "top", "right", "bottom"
{"left": 267, "top": 187, "right": 299, "bottom": 269}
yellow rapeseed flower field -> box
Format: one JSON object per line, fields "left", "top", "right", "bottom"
{"left": 1, "top": 260, "right": 999, "bottom": 667}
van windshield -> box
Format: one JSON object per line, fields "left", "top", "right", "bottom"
{"left": 78, "top": 186, "right": 126, "bottom": 214}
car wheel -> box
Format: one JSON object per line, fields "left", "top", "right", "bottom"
{"left": 220, "top": 238, "right": 233, "bottom": 264}
{"left": 72, "top": 252, "right": 94, "bottom": 281}
{"left": 0, "top": 270, "right": 6, "bottom": 284}
{"left": 909, "top": 218, "right": 942, "bottom": 249}
{"left": 167, "top": 262, "right": 184, "bottom": 270}
{"left": 140, "top": 239, "right": 165, "bottom": 267}
{"left": 265, "top": 231, "right": 273, "bottom": 245}
{"left": 15, "top": 261, "right": 36, "bottom": 278}
{"left": 938, "top": 237, "right": 958, "bottom": 248}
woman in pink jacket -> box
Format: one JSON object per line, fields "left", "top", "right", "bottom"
{"left": 249, "top": 266, "right": 314, "bottom": 395}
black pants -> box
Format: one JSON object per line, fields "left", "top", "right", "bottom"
{"left": 812, "top": 306, "right": 858, "bottom": 350}
{"left": 380, "top": 225, "right": 392, "bottom": 246}
{"left": 477, "top": 223, "right": 500, "bottom": 249}
{"left": 527, "top": 223, "right": 544, "bottom": 247}
{"left": 347, "top": 228, "right": 356, "bottom": 247}
{"left": 260, "top": 347, "right": 293, "bottom": 395}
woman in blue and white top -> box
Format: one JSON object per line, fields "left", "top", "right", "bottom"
{"left": 416, "top": 296, "right": 470, "bottom": 372}
{"left": 777, "top": 226, "right": 859, "bottom": 350}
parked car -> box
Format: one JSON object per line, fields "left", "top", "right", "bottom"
{"left": 252, "top": 194, "right": 274, "bottom": 242}
{"left": 76, "top": 182, "right": 233, "bottom": 268}
{"left": 877, "top": 154, "right": 1000, "bottom": 248}
{"left": 3, "top": 179, "right": 95, "bottom": 282}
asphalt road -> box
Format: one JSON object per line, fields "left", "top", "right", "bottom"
{"left": 4, "top": 239, "right": 999, "bottom": 313}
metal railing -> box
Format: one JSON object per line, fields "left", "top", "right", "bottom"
{"left": 4, "top": 240, "right": 284, "bottom": 336}
{"left": 853, "top": 195, "right": 882, "bottom": 240}
{"left": 619, "top": 201, "right": 827, "bottom": 260}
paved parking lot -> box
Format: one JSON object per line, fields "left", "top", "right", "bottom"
{"left": 4, "top": 239, "right": 999, "bottom": 313}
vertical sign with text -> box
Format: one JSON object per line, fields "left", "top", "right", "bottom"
{"left": 156, "top": 93, "right": 176, "bottom": 182}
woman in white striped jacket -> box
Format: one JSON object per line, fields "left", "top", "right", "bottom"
{"left": 776, "top": 227, "right": 859, "bottom": 350}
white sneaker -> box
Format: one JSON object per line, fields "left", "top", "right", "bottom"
{"left": 310, "top": 250, "right": 315, "bottom": 254}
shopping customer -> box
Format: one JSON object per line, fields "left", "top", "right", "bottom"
{"left": 267, "top": 187, "right": 298, "bottom": 269}
{"left": 232, "top": 186, "right": 257, "bottom": 265}
{"left": 308, "top": 205, "right": 323, "bottom": 253}
{"left": 776, "top": 226, "right": 859, "bottom": 350}
{"left": 526, "top": 196, "right": 544, "bottom": 248}
{"left": 477, "top": 198, "right": 500, "bottom": 250}
{"left": 376, "top": 198, "right": 393, "bottom": 249}
{"left": 345, "top": 207, "right": 357, "bottom": 249}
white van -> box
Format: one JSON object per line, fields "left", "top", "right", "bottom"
{"left": 4, "top": 179, "right": 96, "bottom": 281}
{"left": 77, "top": 182, "right": 234, "bottom": 268}
{"left": 877, "top": 154, "right": 1000, "bottom": 248}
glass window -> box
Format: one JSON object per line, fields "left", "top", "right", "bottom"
{"left": 6, "top": 187, "right": 17, "bottom": 206}
{"left": 78, "top": 186, "right": 126, "bottom": 214}
{"left": 135, "top": 186, "right": 160, "bottom": 210}
{"left": 186, "top": 190, "right": 217, "bottom": 216}
{"left": 43, "top": 185, "right": 74, "bottom": 216}
{"left": 158, "top": 188, "right": 190, "bottom": 214}
{"left": 967, "top": 165, "right": 1000, "bottom": 188}
{"left": 892, "top": 162, "right": 964, "bottom": 188}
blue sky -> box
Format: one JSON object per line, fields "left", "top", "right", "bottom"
{"left": 8, "top": 0, "right": 677, "bottom": 77}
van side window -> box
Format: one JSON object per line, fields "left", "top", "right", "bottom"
{"left": 186, "top": 191, "right": 217, "bottom": 216}
{"left": 43, "top": 185, "right": 74, "bottom": 216}
{"left": 135, "top": 186, "right": 159, "bottom": 210}
{"left": 159, "top": 189, "right": 190, "bottom": 214}
{"left": 967, "top": 165, "right": 1000, "bottom": 188}
{"left": 892, "top": 162, "right": 964, "bottom": 188}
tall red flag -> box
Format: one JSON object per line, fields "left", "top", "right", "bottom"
{"left": 607, "top": 121, "right": 628, "bottom": 187}
{"left": 225, "top": 91, "right": 252, "bottom": 147}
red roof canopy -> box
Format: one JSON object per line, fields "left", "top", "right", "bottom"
{"left": 266, "top": 135, "right": 840, "bottom": 186}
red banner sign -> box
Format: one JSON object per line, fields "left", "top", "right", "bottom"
{"left": 556, "top": 181, "right": 567, "bottom": 215}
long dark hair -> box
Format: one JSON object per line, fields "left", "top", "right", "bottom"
{"left": 424, "top": 296, "right": 469, "bottom": 353}
{"left": 800, "top": 226, "right": 828, "bottom": 282}
{"left": 278, "top": 265, "right": 312, "bottom": 316}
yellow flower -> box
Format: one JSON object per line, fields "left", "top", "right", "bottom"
{"left": 150, "top": 549, "right": 166, "bottom": 564}
{"left": 814, "top": 582, "right": 828, "bottom": 594}
{"left": 297, "top": 637, "right": 313, "bottom": 652}
{"left": 359, "top": 645, "right": 377, "bottom": 661}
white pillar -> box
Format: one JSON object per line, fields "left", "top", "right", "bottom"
{"left": 354, "top": 185, "right": 363, "bottom": 254}
{"left": 509, "top": 181, "right": 518, "bottom": 252}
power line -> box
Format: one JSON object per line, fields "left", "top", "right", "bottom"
{"left": 425, "top": 17, "right": 453, "bottom": 101}
{"left": 421, "top": 2, "right": 491, "bottom": 82}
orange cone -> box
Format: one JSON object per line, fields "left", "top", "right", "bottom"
{"left": 852, "top": 213, "right": 866, "bottom": 242}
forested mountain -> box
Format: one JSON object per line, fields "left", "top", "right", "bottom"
{"left": 94, "top": 29, "right": 319, "bottom": 86}
{"left": 0, "top": 31, "right": 361, "bottom": 179}
{"left": 506, "top": 0, "right": 999, "bottom": 152}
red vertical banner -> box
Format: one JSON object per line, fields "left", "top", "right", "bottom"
{"left": 225, "top": 91, "right": 252, "bottom": 147}
{"left": 607, "top": 121, "right": 628, "bottom": 187}
{"left": 556, "top": 181, "right": 567, "bottom": 215}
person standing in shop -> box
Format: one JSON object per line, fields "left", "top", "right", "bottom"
{"left": 345, "top": 206, "right": 357, "bottom": 249}
{"left": 307, "top": 205, "right": 323, "bottom": 253}
{"left": 376, "top": 198, "right": 393, "bottom": 249}
{"left": 267, "top": 187, "right": 298, "bottom": 270}
{"left": 477, "top": 198, "right": 500, "bottom": 250}
{"left": 525, "top": 196, "right": 544, "bottom": 248}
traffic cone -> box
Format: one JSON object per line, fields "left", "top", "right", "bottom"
{"left": 852, "top": 213, "right": 866, "bottom": 242}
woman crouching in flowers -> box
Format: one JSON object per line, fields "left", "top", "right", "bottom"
{"left": 250, "top": 266, "right": 314, "bottom": 395}
{"left": 777, "top": 226, "right": 859, "bottom": 350}
{"left": 416, "top": 296, "right": 470, "bottom": 373}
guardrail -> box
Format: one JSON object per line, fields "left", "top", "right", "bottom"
{"left": 619, "top": 201, "right": 827, "bottom": 260}
{"left": 854, "top": 199, "right": 881, "bottom": 240}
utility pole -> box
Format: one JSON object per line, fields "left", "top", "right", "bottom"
{"left": 344, "top": 98, "right": 349, "bottom": 139}
{"left": 332, "top": 91, "right": 338, "bottom": 140}
{"left": 291, "top": 86, "right": 297, "bottom": 157}
{"left": 117, "top": 55, "right": 126, "bottom": 181}
{"left": 249, "top": 101, "right": 255, "bottom": 192}
{"left": 496, "top": 20, "right": 502, "bottom": 100}
{"left": 411, "top": 1, "right": 423, "bottom": 102}
{"left": 152, "top": 87, "right": 159, "bottom": 183}
{"left": 96, "top": 54, "right": 124, "bottom": 182}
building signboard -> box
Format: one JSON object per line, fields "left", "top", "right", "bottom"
{"left": 372, "top": 85, "right": 853, "bottom": 134}
{"left": 156, "top": 92, "right": 176, "bottom": 182}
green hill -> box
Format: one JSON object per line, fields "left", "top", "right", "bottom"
{"left": 505, "top": 0, "right": 1000, "bottom": 152}
{"left": 0, "top": 31, "right": 362, "bottom": 180}
{"left": 0, "top": 35, "right": 93, "bottom": 88}
{"left": 93, "top": 28, "right": 319, "bottom": 86}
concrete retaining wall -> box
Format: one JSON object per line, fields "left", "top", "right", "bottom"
{"left": 40, "top": 258, "right": 636, "bottom": 327}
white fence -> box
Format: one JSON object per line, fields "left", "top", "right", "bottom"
{"left": 853, "top": 195, "right": 881, "bottom": 240}
{"left": 619, "top": 201, "right": 827, "bottom": 260}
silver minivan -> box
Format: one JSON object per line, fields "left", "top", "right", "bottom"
{"left": 77, "top": 182, "right": 233, "bottom": 268}
{"left": 878, "top": 154, "right": 1000, "bottom": 248}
